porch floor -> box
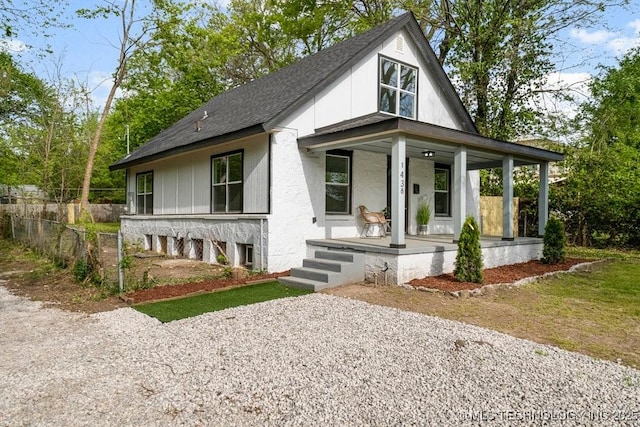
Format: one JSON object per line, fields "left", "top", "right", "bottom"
{"left": 307, "top": 234, "right": 542, "bottom": 255}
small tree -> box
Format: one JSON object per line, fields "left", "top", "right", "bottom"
{"left": 454, "top": 216, "right": 483, "bottom": 283}
{"left": 542, "top": 217, "right": 566, "bottom": 264}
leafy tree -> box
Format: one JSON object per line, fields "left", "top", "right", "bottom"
{"left": 584, "top": 47, "right": 640, "bottom": 151}
{"left": 407, "top": 0, "right": 626, "bottom": 141}
{"left": 0, "top": 0, "right": 68, "bottom": 44}
{"left": 454, "top": 216, "right": 483, "bottom": 283}
{"left": 77, "top": 0, "right": 154, "bottom": 216}
{"left": 553, "top": 142, "right": 640, "bottom": 247}
{"left": 553, "top": 48, "right": 640, "bottom": 248}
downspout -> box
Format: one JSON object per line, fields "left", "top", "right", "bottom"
{"left": 259, "top": 218, "right": 264, "bottom": 271}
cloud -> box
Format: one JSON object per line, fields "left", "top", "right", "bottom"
{"left": 628, "top": 19, "right": 640, "bottom": 33}
{"left": 569, "top": 28, "right": 614, "bottom": 44}
{"left": 569, "top": 20, "right": 640, "bottom": 57}
{"left": 606, "top": 37, "right": 640, "bottom": 56}
{"left": 0, "top": 39, "right": 28, "bottom": 52}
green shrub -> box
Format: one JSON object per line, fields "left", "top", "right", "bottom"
{"left": 73, "top": 258, "right": 91, "bottom": 282}
{"left": 454, "top": 216, "right": 484, "bottom": 283}
{"left": 542, "top": 217, "right": 566, "bottom": 264}
{"left": 416, "top": 202, "right": 431, "bottom": 225}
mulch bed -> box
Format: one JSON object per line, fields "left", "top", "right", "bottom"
{"left": 125, "top": 270, "right": 290, "bottom": 304}
{"left": 408, "top": 258, "right": 591, "bottom": 292}
{"left": 126, "top": 259, "right": 593, "bottom": 304}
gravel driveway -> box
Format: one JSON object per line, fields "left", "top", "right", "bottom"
{"left": 1, "top": 282, "right": 639, "bottom": 426}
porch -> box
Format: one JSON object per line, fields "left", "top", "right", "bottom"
{"left": 287, "top": 234, "right": 543, "bottom": 288}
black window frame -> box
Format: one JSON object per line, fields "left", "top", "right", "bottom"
{"left": 434, "top": 164, "right": 451, "bottom": 217}
{"left": 135, "top": 171, "right": 153, "bottom": 215}
{"left": 378, "top": 55, "right": 418, "bottom": 119}
{"left": 325, "top": 150, "right": 353, "bottom": 215}
{"left": 211, "top": 150, "right": 244, "bottom": 214}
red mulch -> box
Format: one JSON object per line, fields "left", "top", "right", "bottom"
{"left": 408, "top": 258, "right": 591, "bottom": 292}
{"left": 125, "top": 270, "right": 290, "bottom": 304}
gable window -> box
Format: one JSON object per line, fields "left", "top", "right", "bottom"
{"left": 326, "top": 151, "right": 352, "bottom": 214}
{"left": 379, "top": 57, "right": 417, "bottom": 119}
{"left": 434, "top": 166, "right": 450, "bottom": 216}
{"left": 212, "top": 151, "right": 243, "bottom": 213}
{"left": 136, "top": 171, "right": 153, "bottom": 215}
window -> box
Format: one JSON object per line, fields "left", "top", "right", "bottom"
{"left": 434, "top": 166, "right": 450, "bottom": 216}
{"left": 326, "top": 152, "right": 351, "bottom": 214}
{"left": 212, "top": 151, "right": 243, "bottom": 213}
{"left": 240, "top": 244, "right": 253, "bottom": 268}
{"left": 379, "top": 57, "right": 417, "bottom": 119}
{"left": 136, "top": 172, "right": 153, "bottom": 215}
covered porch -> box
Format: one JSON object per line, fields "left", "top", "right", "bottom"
{"left": 300, "top": 113, "right": 563, "bottom": 248}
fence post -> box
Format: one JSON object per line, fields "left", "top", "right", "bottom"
{"left": 10, "top": 214, "right": 15, "bottom": 240}
{"left": 117, "top": 230, "right": 124, "bottom": 293}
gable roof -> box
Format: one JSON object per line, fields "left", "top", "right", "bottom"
{"left": 110, "top": 12, "right": 477, "bottom": 171}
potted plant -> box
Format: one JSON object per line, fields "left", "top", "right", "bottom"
{"left": 416, "top": 202, "right": 431, "bottom": 235}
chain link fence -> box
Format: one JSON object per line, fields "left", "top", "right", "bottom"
{"left": 8, "top": 216, "right": 123, "bottom": 290}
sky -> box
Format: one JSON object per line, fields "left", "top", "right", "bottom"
{"left": 3, "top": 0, "right": 640, "bottom": 119}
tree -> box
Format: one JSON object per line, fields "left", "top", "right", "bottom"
{"left": 542, "top": 217, "right": 566, "bottom": 264}
{"left": 552, "top": 48, "right": 640, "bottom": 248}
{"left": 584, "top": 47, "right": 640, "bottom": 151}
{"left": 454, "top": 216, "right": 483, "bottom": 283}
{"left": 407, "top": 0, "right": 627, "bottom": 141}
{"left": 77, "top": 0, "right": 152, "bottom": 216}
{"left": 0, "top": 1, "right": 68, "bottom": 43}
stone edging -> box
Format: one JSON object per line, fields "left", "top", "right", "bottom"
{"left": 401, "top": 260, "right": 605, "bottom": 298}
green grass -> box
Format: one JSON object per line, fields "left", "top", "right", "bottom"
{"left": 134, "top": 281, "right": 312, "bottom": 322}
{"left": 567, "top": 245, "right": 640, "bottom": 260}
{"left": 88, "top": 222, "right": 121, "bottom": 233}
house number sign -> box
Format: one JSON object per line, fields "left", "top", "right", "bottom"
{"left": 400, "top": 162, "right": 405, "bottom": 195}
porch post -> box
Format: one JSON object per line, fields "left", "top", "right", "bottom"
{"left": 538, "top": 161, "right": 549, "bottom": 237}
{"left": 453, "top": 146, "right": 467, "bottom": 241}
{"left": 502, "top": 155, "right": 514, "bottom": 240}
{"left": 390, "top": 134, "right": 406, "bottom": 248}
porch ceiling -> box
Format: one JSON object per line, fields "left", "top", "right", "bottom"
{"left": 298, "top": 114, "right": 563, "bottom": 169}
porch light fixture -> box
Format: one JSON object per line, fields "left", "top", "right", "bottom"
{"left": 422, "top": 150, "right": 435, "bottom": 158}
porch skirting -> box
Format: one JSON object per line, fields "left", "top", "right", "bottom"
{"left": 306, "top": 236, "right": 543, "bottom": 286}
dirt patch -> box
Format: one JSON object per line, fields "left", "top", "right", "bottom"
{"left": 407, "top": 258, "right": 589, "bottom": 291}
{"left": 0, "top": 245, "right": 127, "bottom": 313}
{"left": 125, "top": 270, "right": 291, "bottom": 304}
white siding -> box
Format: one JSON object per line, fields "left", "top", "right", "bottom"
{"left": 244, "top": 139, "right": 270, "bottom": 213}
{"left": 126, "top": 134, "right": 269, "bottom": 215}
{"left": 279, "top": 28, "right": 463, "bottom": 136}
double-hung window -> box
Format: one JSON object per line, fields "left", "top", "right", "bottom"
{"left": 325, "top": 152, "right": 351, "bottom": 214}
{"left": 136, "top": 171, "right": 153, "bottom": 215}
{"left": 434, "top": 166, "right": 450, "bottom": 216}
{"left": 379, "top": 57, "right": 417, "bottom": 119}
{"left": 212, "top": 151, "right": 243, "bottom": 213}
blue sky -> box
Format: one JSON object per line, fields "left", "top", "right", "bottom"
{"left": 4, "top": 0, "right": 640, "bottom": 113}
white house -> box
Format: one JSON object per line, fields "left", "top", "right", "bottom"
{"left": 110, "top": 13, "right": 562, "bottom": 290}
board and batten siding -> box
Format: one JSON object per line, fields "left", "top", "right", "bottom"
{"left": 126, "top": 134, "right": 270, "bottom": 215}
{"left": 282, "top": 28, "right": 462, "bottom": 137}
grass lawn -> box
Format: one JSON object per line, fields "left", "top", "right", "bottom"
{"left": 134, "top": 281, "right": 312, "bottom": 322}
{"left": 326, "top": 247, "right": 640, "bottom": 368}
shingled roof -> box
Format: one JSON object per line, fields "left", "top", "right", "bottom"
{"left": 110, "top": 12, "right": 477, "bottom": 171}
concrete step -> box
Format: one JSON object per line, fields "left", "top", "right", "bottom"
{"left": 314, "top": 250, "right": 362, "bottom": 263}
{"left": 290, "top": 266, "right": 340, "bottom": 284}
{"left": 280, "top": 249, "right": 366, "bottom": 292}
{"left": 278, "top": 276, "right": 335, "bottom": 292}
{"left": 302, "top": 258, "right": 347, "bottom": 272}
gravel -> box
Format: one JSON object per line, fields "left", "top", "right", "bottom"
{"left": 1, "top": 282, "right": 639, "bottom": 426}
